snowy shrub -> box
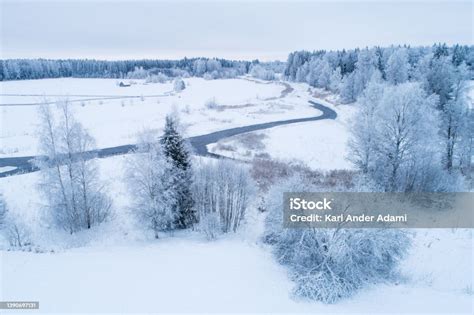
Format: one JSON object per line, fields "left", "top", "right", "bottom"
{"left": 203, "top": 72, "right": 214, "bottom": 80}
{"left": 173, "top": 78, "right": 186, "bottom": 92}
{"left": 236, "top": 132, "right": 267, "bottom": 150}
{"left": 5, "top": 214, "right": 32, "bottom": 248}
{"left": 263, "top": 176, "right": 411, "bottom": 303}
{"left": 145, "top": 73, "right": 168, "bottom": 83}
{"left": 0, "top": 195, "right": 31, "bottom": 248}
{"left": 250, "top": 65, "right": 276, "bottom": 81}
{"left": 193, "top": 160, "right": 255, "bottom": 239}
{"left": 170, "top": 68, "right": 190, "bottom": 78}
{"left": 250, "top": 158, "right": 320, "bottom": 191}
{"left": 199, "top": 212, "right": 220, "bottom": 240}
{"left": 205, "top": 98, "right": 219, "bottom": 110}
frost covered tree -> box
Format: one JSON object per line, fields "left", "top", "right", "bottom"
{"left": 160, "top": 114, "right": 195, "bottom": 228}
{"left": 35, "top": 102, "right": 111, "bottom": 233}
{"left": 193, "top": 160, "right": 254, "bottom": 239}
{"left": 385, "top": 48, "right": 410, "bottom": 85}
{"left": 173, "top": 77, "right": 185, "bottom": 92}
{"left": 317, "top": 59, "right": 332, "bottom": 89}
{"left": 127, "top": 132, "right": 177, "bottom": 238}
{"left": 440, "top": 63, "right": 471, "bottom": 171}
{"left": 352, "top": 48, "right": 378, "bottom": 96}
{"left": 425, "top": 55, "right": 456, "bottom": 107}
{"left": 263, "top": 176, "right": 410, "bottom": 303}
{"left": 348, "top": 82, "right": 451, "bottom": 191}
{"left": 329, "top": 67, "right": 342, "bottom": 93}
{"left": 372, "top": 83, "right": 440, "bottom": 191}
{"left": 339, "top": 72, "right": 357, "bottom": 103}
{"left": 0, "top": 192, "right": 6, "bottom": 230}
{"left": 424, "top": 57, "right": 471, "bottom": 171}
{"left": 193, "top": 59, "right": 207, "bottom": 76}
{"left": 206, "top": 59, "right": 222, "bottom": 73}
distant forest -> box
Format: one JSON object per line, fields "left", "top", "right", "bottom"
{"left": 0, "top": 57, "right": 256, "bottom": 81}
{"left": 284, "top": 43, "right": 474, "bottom": 102}
{"left": 1, "top": 44, "right": 472, "bottom": 84}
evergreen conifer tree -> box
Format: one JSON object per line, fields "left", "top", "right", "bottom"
{"left": 160, "top": 115, "right": 195, "bottom": 228}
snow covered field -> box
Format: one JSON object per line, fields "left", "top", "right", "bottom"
{"left": 0, "top": 78, "right": 316, "bottom": 157}
{"left": 208, "top": 99, "right": 356, "bottom": 170}
{"left": 0, "top": 77, "right": 473, "bottom": 314}
{"left": 1, "top": 230, "right": 472, "bottom": 314}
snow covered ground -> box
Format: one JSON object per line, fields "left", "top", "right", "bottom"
{"left": 0, "top": 78, "right": 316, "bottom": 157}
{"left": 1, "top": 229, "right": 472, "bottom": 314}
{"left": 208, "top": 98, "right": 356, "bottom": 171}
{"left": 1, "top": 78, "right": 473, "bottom": 314}
{"left": 0, "top": 155, "right": 472, "bottom": 314}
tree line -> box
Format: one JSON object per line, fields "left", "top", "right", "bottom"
{"left": 0, "top": 57, "right": 255, "bottom": 81}
{"left": 285, "top": 44, "right": 473, "bottom": 104}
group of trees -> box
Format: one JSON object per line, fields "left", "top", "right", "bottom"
{"left": 0, "top": 102, "right": 253, "bottom": 242}
{"left": 34, "top": 102, "right": 112, "bottom": 233}
{"left": 345, "top": 48, "right": 472, "bottom": 191}
{"left": 1, "top": 57, "right": 289, "bottom": 82}
{"left": 0, "top": 57, "right": 253, "bottom": 81}
{"left": 348, "top": 80, "right": 463, "bottom": 192}
{"left": 127, "top": 115, "right": 254, "bottom": 239}
{"left": 286, "top": 44, "right": 472, "bottom": 190}
{"left": 193, "top": 160, "right": 254, "bottom": 239}
{"left": 126, "top": 116, "right": 195, "bottom": 238}
{"left": 1, "top": 106, "right": 254, "bottom": 244}
{"left": 260, "top": 43, "right": 473, "bottom": 303}
{"left": 250, "top": 64, "right": 276, "bottom": 81}
{"left": 285, "top": 44, "right": 473, "bottom": 102}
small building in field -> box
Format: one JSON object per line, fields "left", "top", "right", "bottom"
{"left": 119, "top": 81, "right": 131, "bottom": 87}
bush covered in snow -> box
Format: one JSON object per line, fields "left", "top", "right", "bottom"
{"left": 0, "top": 194, "right": 32, "bottom": 248}
{"left": 205, "top": 97, "right": 220, "bottom": 110}
{"left": 263, "top": 176, "right": 411, "bottom": 303}
{"left": 146, "top": 73, "right": 169, "bottom": 83}
{"left": 193, "top": 160, "right": 255, "bottom": 239}
{"left": 4, "top": 214, "right": 32, "bottom": 248}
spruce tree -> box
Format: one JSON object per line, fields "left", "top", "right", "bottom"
{"left": 160, "top": 115, "right": 195, "bottom": 228}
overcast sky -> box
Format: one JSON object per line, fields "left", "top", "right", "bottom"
{"left": 1, "top": 0, "right": 472, "bottom": 61}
